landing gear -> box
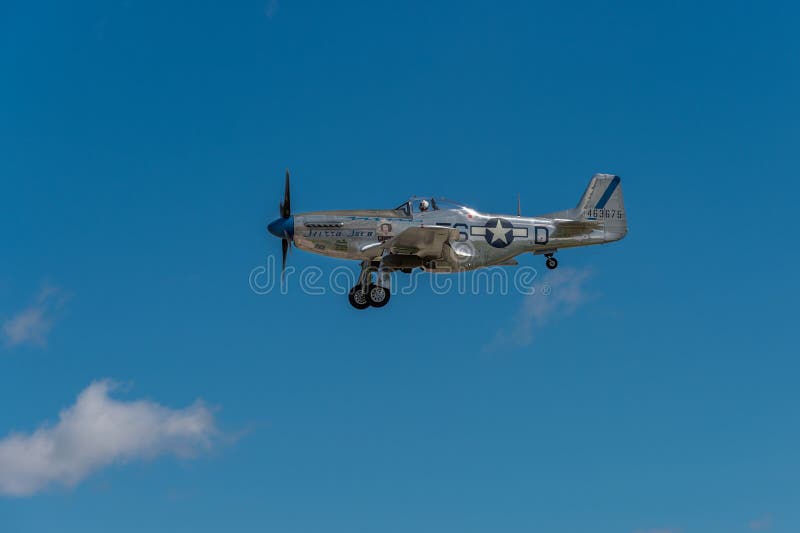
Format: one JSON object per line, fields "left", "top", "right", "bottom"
{"left": 367, "top": 284, "right": 390, "bottom": 308}
{"left": 348, "top": 286, "right": 370, "bottom": 310}
{"left": 348, "top": 261, "right": 392, "bottom": 309}
{"left": 545, "top": 254, "right": 558, "bottom": 270}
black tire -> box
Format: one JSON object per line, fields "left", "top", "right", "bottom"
{"left": 545, "top": 257, "right": 558, "bottom": 270}
{"left": 348, "top": 286, "right": 370, "bottom": 310}
{"left": 367, "top": 284, "right": 391, "bottom": 308}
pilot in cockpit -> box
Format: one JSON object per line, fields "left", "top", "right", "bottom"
{"left": 419, "top": 199, "right": 430, "bottom": 212}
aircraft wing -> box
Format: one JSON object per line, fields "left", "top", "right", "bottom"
{"left": 388, "top": 226, "right": 459, "bottom": 257}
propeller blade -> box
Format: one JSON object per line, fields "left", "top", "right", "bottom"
{"left": 281, "top": 238, "right": 288, "bottom": 275}
{"left": 284, "top": 230, "right": 293, "bottom": 254}
{"left": 281, "top": 169, "right": 291, "bottom": 218}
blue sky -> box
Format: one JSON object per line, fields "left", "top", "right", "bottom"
{"left": 1, "top": 1, "right": 798, "bottom": 531}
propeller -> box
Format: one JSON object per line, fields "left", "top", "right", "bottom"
{"left": 281, "top": 236, "right": 289, "bottom": 274}
{"left": 267, "top": 169, "right": 295, "bottom": 278}
{"left": 280, "top": 169, "right": 291, "bottom": 218}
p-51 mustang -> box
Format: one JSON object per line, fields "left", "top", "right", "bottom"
{"left": 267, "top": 172, "right": 627, "bottom": 309}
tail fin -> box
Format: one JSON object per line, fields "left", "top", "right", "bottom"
{"left": 576, "top": 174, "right": 627, "bottom": 239}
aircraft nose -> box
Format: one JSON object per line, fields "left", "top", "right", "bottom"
{"left": 267, "top": 216, "right": 294, "bottom": 239}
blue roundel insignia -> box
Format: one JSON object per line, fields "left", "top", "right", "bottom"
{"left": 484, "top": 218, "right": 514, "bottom": 248}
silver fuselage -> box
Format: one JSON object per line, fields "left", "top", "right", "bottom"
{"left": 293, "top": 205, "right": 625, "bottom": 272}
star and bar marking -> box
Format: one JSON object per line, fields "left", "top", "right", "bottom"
{"left": 470, "top": 218, "right": 528, "bottom": 248}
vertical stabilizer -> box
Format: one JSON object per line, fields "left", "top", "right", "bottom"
{"left": 575, "top": 174, "right": 627, "bottom": 239}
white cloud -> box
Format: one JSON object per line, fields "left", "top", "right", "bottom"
{"left": 749, "top": 513, "right": 773, "bottom": 531}
{"left": 485, "top": 267, "right": 592, "bottom": 350}
{"left": 0, "top": 380, "right": 218, "bottom": 497}
{"left": 2, "top": 285, "right": 66, "bottom": 347}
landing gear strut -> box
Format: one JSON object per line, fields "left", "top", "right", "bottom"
{"left": 545, "top": 253, "right": 558, "bottom": 270}
{"left": 349, "top": 261, "right": 391, "bottom": 309}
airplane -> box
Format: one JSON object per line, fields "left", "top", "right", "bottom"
{"left": 266, "top": 172, "right": 627, "bottom": 309}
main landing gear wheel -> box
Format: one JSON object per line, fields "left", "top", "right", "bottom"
{"left": 545, "top": 256, "right": 558, "bottom": 270}
{"left": 348, "top": 286, "right": 370, "bottom": 310}
{"left": 367, "top": 284, "right": 390, "bottom": 308}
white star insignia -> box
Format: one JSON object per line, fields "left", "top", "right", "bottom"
{"left": 486, "top": 219, "right": 510, "bottom": 245}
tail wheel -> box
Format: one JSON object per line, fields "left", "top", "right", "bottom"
{"left": 348, "top": 286, "right": 370, "bottom": 310}
{"left": 545, "top": 256, "right": 558, "bottom": 270}
{"left": 367, "top": 284, "right": 390, "bottom": 308}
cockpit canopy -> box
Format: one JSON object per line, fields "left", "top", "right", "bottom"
{"left": 393, "top": 197, "right": 474, "bottom": 216}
